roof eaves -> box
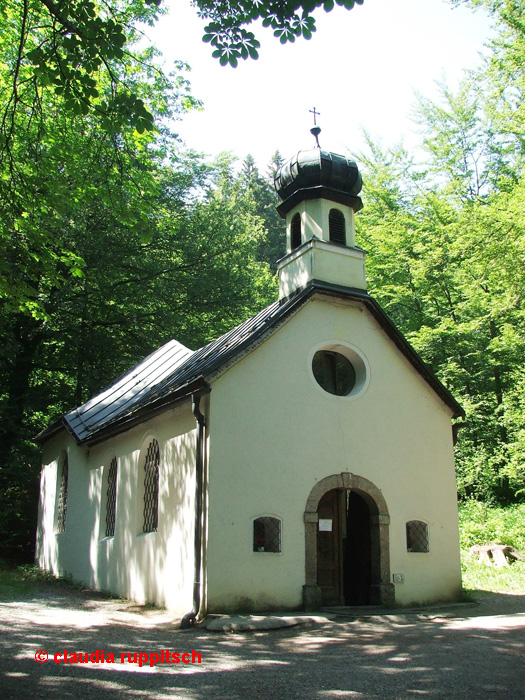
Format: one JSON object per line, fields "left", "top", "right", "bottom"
{"left": 34, "top": 417, "right": 65, "bottom": 445}
{"left": 80, "top": 377, "right": 211, "bottom": 446}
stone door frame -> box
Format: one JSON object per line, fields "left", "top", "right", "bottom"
{"left": 303, "top": 472, "right": 395, "bottom": 609}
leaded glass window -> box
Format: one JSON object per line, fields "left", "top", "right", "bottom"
{"left": 105, "top": 457, "right": 118, "bottom": 537}
{"left": 56, "top": 456, "right": 68, "bottom": 533}
{"left": 253, "top": 516, "right": 281, "bottom": 553}
{"left": 143, "top": 440, "right": 160, "bottom": 533}
{"left": 406, "top": 520, "right": 429, "bottom": 553}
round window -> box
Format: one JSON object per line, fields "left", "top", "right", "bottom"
{"left": 312, "top": 350, "right": 356, "bottom": 396}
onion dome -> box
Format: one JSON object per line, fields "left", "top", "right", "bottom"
{"left": 274, "top": 149, "right": 363, "bottom": 217}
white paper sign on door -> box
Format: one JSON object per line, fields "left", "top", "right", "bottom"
{"left": 318, "top": 519, "right": 333, "bottom": 532}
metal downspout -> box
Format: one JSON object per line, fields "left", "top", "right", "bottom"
{"left": 181, "top": 394, "right": 206, "bottom": 629}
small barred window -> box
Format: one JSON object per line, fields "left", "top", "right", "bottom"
{"left": 143, "top": 440, "right": 160, "bottom": 533}
{"left": 56, "top": 456, "right": 68, "bottom": 534}
{"left": 253, "top": 516, "right": 281, "bottom": 553}
{"left": 291, "top": 213, "right": 302, "bottom": 250}
{"left": 105, "top": 457, "right": 118, "bottom": 537}
{"left": 406, "top": 520, "right": 429, "bottom": 553}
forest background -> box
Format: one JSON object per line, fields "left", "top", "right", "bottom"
{"left": 0, "top": 0, "right": 524, "bottom": 562}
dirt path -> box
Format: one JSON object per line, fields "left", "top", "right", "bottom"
{"left": 1, "top": 585, "right": 523, "bottom": 699}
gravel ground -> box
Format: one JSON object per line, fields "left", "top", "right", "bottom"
{"left": 1, "top": 585, "right": 524, "bottom": 699}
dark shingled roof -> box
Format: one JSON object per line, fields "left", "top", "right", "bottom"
{"left": 35, "top": 282, "right": 463, "bottom": 446}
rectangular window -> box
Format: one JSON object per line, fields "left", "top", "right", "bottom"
{"left": 253, "top": 516, "right": 281, "bottom": 553}
{"left": 406, "top": 520, "right": 429, "bottom": 553}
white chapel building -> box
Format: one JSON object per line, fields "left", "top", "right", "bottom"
{"left": 35, "top": 143, "right": 463, "bottom": 624}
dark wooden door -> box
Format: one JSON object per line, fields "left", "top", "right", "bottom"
{"left": 343, "top": 491, "right": 371, "bottom": 605}
{"left": 316, "top": 489, "right": 344, "bottom": 605}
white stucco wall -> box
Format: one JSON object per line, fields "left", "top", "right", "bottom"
{"left": 205, "top": 295, "right": 461, "bottom": 611}
{"left": 278, "top": 240, "right": 367, "bottom": 299}
{"left": 36, "top": 403, "right": 197, "bottom": 613}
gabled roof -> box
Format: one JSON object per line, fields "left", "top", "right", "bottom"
{"left": 35, "top": 282, "right": 463, "bottom": 446}
{"left": 65, "top": 340, "right": 193, "bottom": 443}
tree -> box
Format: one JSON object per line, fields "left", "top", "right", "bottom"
{"left": 352, "top": 0, "right": 525, "bottom": 504}
{"left": 238, "top": 153, "right": 285, "bottom": 269}
{"left": 355, "top": 31, "right": 525, "bottom": 503}
{"left": 2, "top": 0, "right": 367, "bottom": 138}
{"left": 0, "top": 0, "right": 168, "bottom": 139}
{"left": 198, "top": 0, "right": 365, "bottom": 66}
{"left": 0, "top": 0, "right": 199, "bottom": 314}
{"left": 0, "top": 153, "right": 276, "bottom": 561}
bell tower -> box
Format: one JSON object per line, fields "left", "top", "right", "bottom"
{"left": 274, "top": 123, "right": 366, "bottom": 300}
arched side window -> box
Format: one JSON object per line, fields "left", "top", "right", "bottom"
{"left": 291, "top": 213, "right": 302, "bottom": 250}
{"left": 329, "top": 209, "right": 346, "bottom": 245}
{"left": 105, "top": 457, "right": 118, "bottom": 537}
{"left": 253, "top": 516, "right": 281, "bottom": 553}
{"left": 56, "top": 455, "right": 68, "bottom": 534}
{"left": 406, "top": 520, "right": 429, "bottom": 553}
{"left": 143, "top": 440, "right": 160, "bottom": 533}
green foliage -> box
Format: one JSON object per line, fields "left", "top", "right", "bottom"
{"left": 459, "top": 502, "right": 525, "bottom": 594}
{"left": 1, "top": 0, "right": 167, "bottom": 140}
{"left": 237, "top": 152, "right": 285, "bottom": 270}
{"left": 0, "top": 2, "right": 199, "bottom": 314}
{"left": 0, "top": 0, "right": 202, "bottom": 317}
{"left": 458, "top": 501, "right": 525, "bottom": 551}
{"left": 196, "top": 0, "right": 365, "bottom": 65}
{"left": 0, "top": 150, "right": 277, "bottom": 561}
{"left": 355, "top": 0, "right": 525, "bottom": 503}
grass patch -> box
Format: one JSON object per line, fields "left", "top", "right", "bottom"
{"left": 0, "top": 561, "right": 79, "bottom": 601}
{"left": 461, "top": 552, "right": 525, "bottom": 595}
{"left": 459, "top": 501, "right": 525, "bottom": 596}
{"left": 458, "top": 501, "right": 525, "bottom": 551}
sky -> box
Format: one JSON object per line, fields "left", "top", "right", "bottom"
{"left": 146, "top": 0, "right": 495, "bottom": 169}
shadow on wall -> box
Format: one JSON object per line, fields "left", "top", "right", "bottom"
{"left": 38, "top": 406, "right": 198, "bottom": 612}
{"left": 92, "top": 423, "right": 197, "bottom": 610}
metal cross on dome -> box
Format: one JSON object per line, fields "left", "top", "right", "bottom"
{"left": 309, "top": 107, "right": 322, "bottom": 148}
{"left": 309, "top": 107, "right": 321, "bottom": 125}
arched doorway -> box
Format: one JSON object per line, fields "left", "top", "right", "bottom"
{"left": 303, "top": 473, "right": 394, "bottom": 610}
{"left": 317, "top": 489, "right": 371, "bottom": 605}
